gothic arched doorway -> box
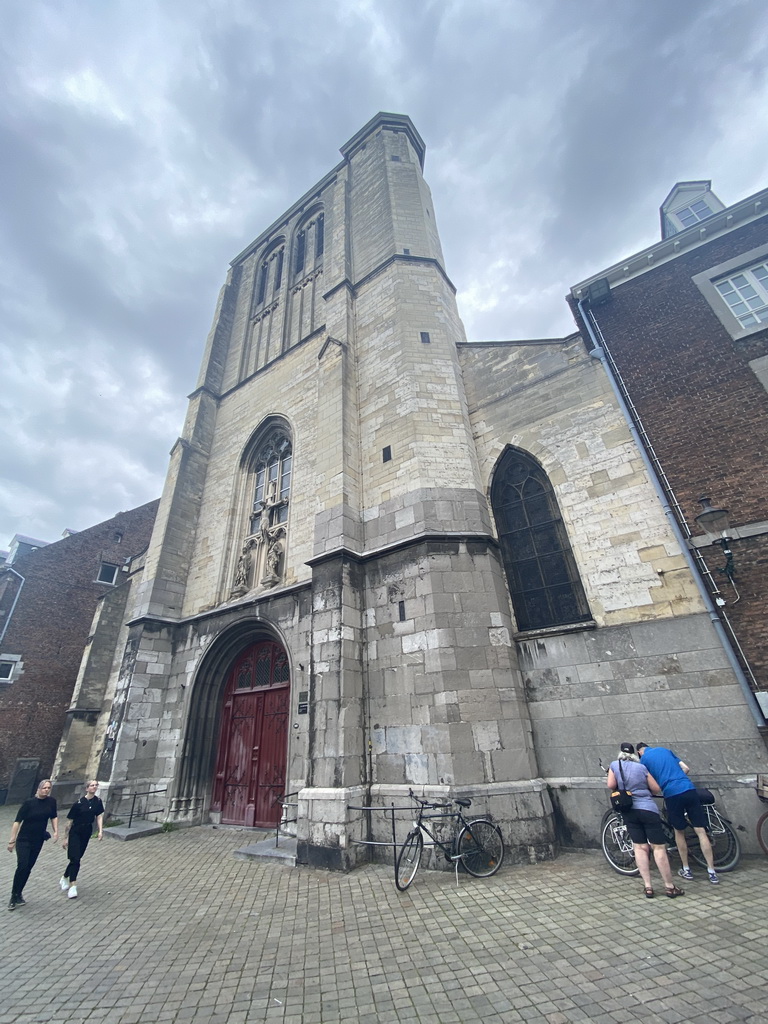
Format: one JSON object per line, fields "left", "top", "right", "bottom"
{"left": 211, "top": 640, "right": 290, "bottom": 827}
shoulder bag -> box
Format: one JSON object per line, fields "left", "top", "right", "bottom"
{"left": 610, "top": 760, "right": 633, "bottom": 812}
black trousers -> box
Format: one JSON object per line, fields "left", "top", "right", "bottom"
{"left": 12, "top": 838, "right": 44, "bottom": 897}
{"left": 64, "top": 830, "right": 92, "bottom": 882}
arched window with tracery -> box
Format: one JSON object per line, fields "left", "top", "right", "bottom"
{"left": 231, "top": 424, "right": 292, "bottom": 596}
{"left": 491, "top": 448, "right": 591, "bottom": 632}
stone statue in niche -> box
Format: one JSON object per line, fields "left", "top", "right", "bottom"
{"left": 231, "top": 539, "right": 255, "bottom": 595}
{"left": 261, "top": 537, "right": 283, "bottom": 586}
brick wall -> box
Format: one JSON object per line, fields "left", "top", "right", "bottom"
{"left": 569, "top": 216, "right": 768, "bottom": 689}
{"left": 0, "top": 500, "right": 159, "bottom": 793}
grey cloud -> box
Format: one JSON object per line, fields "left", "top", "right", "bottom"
{"left": 1, "top": 0, "right": 767, "bottom": 543}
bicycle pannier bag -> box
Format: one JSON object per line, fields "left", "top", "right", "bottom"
{"left": 610, "top": 760, "right": 633, "bottom": 812}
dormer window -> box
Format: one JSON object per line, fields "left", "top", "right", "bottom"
{"left": 674, "top": 198, "right": 714, "bottom": 230}
{"left": 659, "top": 181, "right": 724, "bottom": 239}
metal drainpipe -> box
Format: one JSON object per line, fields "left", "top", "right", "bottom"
{"left": 577, "top": 298, "right": 765, "bottom": 728}
{"left": 0, "top": 567, "right": 25, "bottom": 646}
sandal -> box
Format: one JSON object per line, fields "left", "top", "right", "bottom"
{"left": 665, "top": 885, "right": 685, "bottom": 898}
{"left": 644, "top": 887, "right": 655, "bottom": 899}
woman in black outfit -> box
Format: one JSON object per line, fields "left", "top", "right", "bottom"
{"left": 6, "top": 779, "right": 58, "bottom": 910}
{"left": 60, "top": 780, "right": 104, "bottom": 899}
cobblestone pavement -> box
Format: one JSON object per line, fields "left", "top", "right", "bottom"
{"left": 1, "top": 804, "right": 766, "bottom": 1024}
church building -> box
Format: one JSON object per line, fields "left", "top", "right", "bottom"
{"left": 54, "top": 113, "right": 767, "bottom": 865}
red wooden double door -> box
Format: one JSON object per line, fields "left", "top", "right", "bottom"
{"left": 212, "top": 641, "right": 290, "bottom": 827}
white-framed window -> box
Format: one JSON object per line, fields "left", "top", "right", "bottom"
{"left": 674, "top": 199, "right": 714, "bottom": 230}
{"left": 714, "top": 263, "right": 768, "bottom": 329}
{"left": 96, "top": 562, "right": 119, "bottom": 585}
{"left": 0, "top": 654, "right": 21, "bottom": 683}
{"left": 692, "top": 244, "right": 768, "bottom": 342}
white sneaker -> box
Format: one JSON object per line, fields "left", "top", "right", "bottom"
{"left": 67, "top": 885, "right": 78, "bottom": 899}
{"left": 59, "top": 876, "right": 69, "bottom": 891}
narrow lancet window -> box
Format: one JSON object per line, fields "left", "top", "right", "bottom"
{"left": 491, "top": 448, "right": 590, "bottom": 632}
{"left": 294, "top": 231, "right": 306, "bottom": 275}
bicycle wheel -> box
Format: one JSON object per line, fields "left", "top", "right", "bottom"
{"left": 456, "top": 819, "right": 504, "bottom": 877}
{"left": 600, "top": 813, "right": 639, "bottom": 876}
{"left": 757, "top": 812, "right": 768, "bottom": 856}
{"left": 395, "top": 830, "right": 423, "bottom": 891}
{"left": 688, "top": 815, "right": 741, "bottom": 872}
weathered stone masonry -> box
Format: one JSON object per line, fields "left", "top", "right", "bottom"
{"left": 55, "top": 115, "right": 768, "bottom": 862}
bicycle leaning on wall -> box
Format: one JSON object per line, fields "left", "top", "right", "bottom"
{"left": 599, "top": 761, "right": 741, "bottom": 875}
{"left": 395, "top": 789, "right": 505, "bottom": 891}
{"left": 756, "top": 774, "right": 768, "bottom": 855}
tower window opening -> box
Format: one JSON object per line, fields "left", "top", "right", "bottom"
{"left": 256, "top": 261, "right": 269, "bottom": 305}
{"left": 295, "top": 231, "right": 306, "bottom": 275}
{"left": 315, "top": 214, "right": 324, "bottom": 258}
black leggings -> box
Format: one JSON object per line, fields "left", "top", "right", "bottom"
{"left": 64, "top": 831, "right": 92, "bottom": 882}
{"left": 12, "top": 839, "right": 44, "bottom": 897}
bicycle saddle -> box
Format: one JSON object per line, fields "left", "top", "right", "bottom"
{"left": 455, "top": 798, "right": 471, "bottom": 808}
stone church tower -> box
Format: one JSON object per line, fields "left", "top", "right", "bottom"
{"left": 55, "top": 113, "right": 767, "bottom": 863}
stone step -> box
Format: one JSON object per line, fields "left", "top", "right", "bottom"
{"left": 234, "top": 835, "right": 297, "bottom": 867}
{"left": 104, "top": 819, "right": 165, "bottom": 841}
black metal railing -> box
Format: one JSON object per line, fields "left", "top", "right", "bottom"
{"left": 126, "top": 787, "right": 168, "bottom": 828}
{"left": 274, "top": 791, "right": 299, "bottom": 847}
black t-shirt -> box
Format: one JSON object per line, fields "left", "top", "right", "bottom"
{"left": 67, "top": 795, "right": 105, "bottom": 834}
{"left": 15, "top": 796, "right": 58, "bottom": 842}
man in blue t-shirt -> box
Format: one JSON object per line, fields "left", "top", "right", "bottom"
{"left": 636, "top": 742, "right": 718, "bottom": 884}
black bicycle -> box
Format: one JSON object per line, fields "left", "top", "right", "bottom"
{"left": 599, "top": 763, "right": 740, "bottom": 875}
{"left": 395, "top": 789, "right": 505, "bottom": 891}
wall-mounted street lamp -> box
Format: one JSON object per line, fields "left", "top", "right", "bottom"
{"left": 695, "top": 496, "right": 739, "bottom": 602}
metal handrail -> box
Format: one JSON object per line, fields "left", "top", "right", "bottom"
{"left": 274, "top": 790, "right": 299, "bottom": 847}
{"left": 347, "top": 802, "right": 402, "bottom": 853}
{"left": 126, "top": 787, "right": 167, "bottom": 828}
{"left": 347, "top": 798, "right": 473, "bottom": 853}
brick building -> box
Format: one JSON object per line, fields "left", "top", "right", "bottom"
{"left": 570, "top": 180, "right": 768, "bottom": 719}
{"left": 54, "top": 115, "right": 767, "bottom": 863}
{"left": 0, "top": 500, "right": 158, "bottom": 801}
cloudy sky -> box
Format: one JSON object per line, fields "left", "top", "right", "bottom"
{"left": 2, "top": 0, "right": 767, "bottom": 548}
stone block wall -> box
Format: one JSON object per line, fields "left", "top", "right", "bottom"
{"left": 459, "top": 338, "right": 705, "bottom": 626}
{"left": 363, "top": 537, "right": 537, "bottom": 788}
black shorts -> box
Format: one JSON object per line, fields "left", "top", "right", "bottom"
{"left": 665, "top": 789, "right": 706, "bottom": 830}
{"left": 622, "top": 808, "right": 667, "bottom": 846}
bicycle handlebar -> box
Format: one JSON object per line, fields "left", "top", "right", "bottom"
{"left": 407, "top": 788, "right": 453, "bottom": 810}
